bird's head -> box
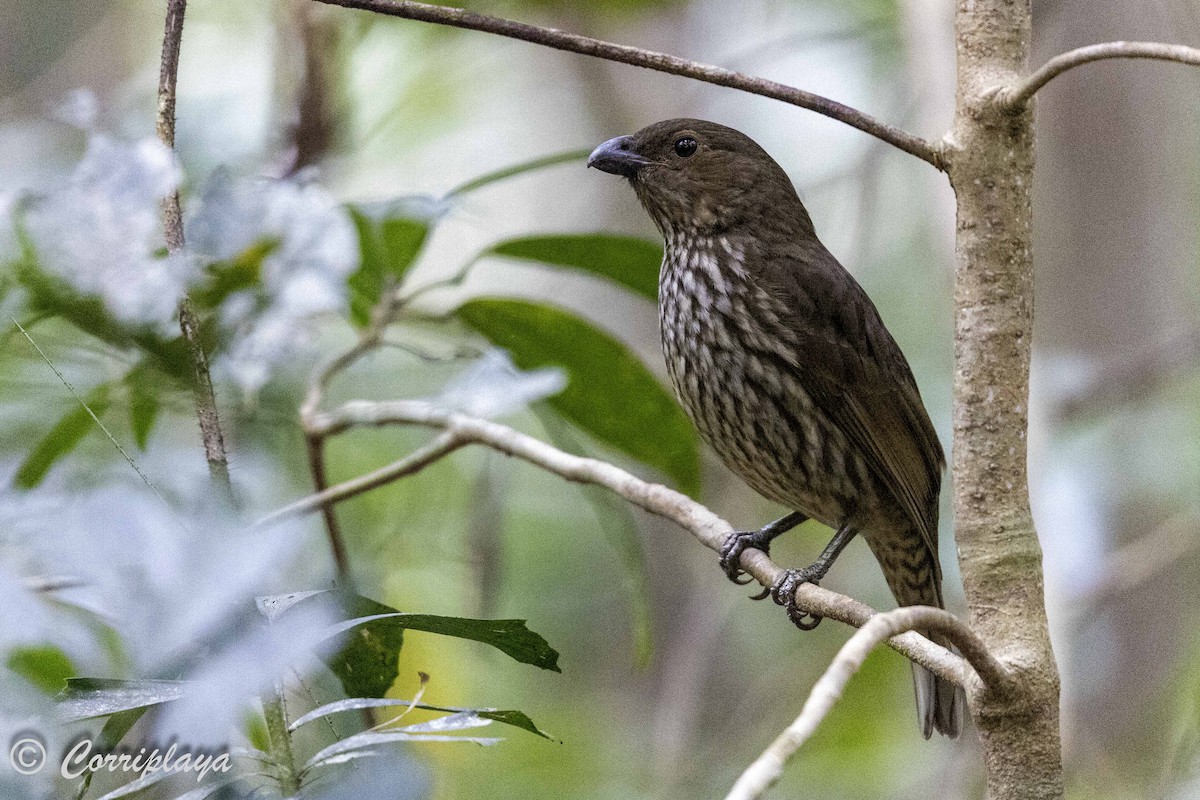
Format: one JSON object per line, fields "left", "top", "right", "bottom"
{"left": 587, "top": 118, "right": 812, "bottom": 238}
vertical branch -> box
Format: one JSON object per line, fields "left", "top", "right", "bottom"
{"left": 950, "top": 1, "right": 1063, "bottom": 798}
{"left": 305, "top": 433, "right": 354, "bottom": 585}
{"left": 156, "top": 0, "right": 233, "bottom": 490}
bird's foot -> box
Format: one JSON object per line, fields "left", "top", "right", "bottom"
{"left": 750, "top": 566, "right": 825, "bottom": 631}
{"left": 719, "top": 529, "right": 777, "bottom": 585}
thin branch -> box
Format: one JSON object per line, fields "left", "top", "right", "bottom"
{"left": 1075, "top": 511, "right": 1200, "bottom": 610}
{"left": 258, "top": 432, "right": 462, "bottom": 528}
{"left": 725, "top": 606, "right": 1001, "bottom": 800}
{"left": 156, "top": 0, "right": 233, "bottom": 490}
{"left": 312, "top": 0, "right": 945, "bottom": 169}
{"left": 997, "top": 41, "right": 1200, "bottom": 109}
{"left": 299, "top": 399, "right": 989, "bottom": 686}
{"left": 1055, "top": 328, "right": 1200, "bottom": 422}
{"left": 304, "top": 435, "right": 353, "bottom": 583}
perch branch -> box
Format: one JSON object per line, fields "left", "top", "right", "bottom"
{"left": 156, "top": 0, "right": 232, "bottom": 490}
{"left": 725, "top": 605, "right": 1005, "bottom": 800}
{"left": 285, "top": 398, "right": 1011, "bottom": 688}
{"left": 997, "top": 41, "right": 1200, "bottom": 109}
{"left": 311, "top": 0, "right": 944, "bottom": 168}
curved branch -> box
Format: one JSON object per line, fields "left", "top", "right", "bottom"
{"left": 298, "top": 399, "right": 991, "bottom": 686}
{"left": 997, "top": 41, "right": 1200, "bottom": 109}
{"left": 313, "top": 0, "right": 944, "bottom": 169}
{"left": 726, "top": 606, "right": 1006, "bottom": 800}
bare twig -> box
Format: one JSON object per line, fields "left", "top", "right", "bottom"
{"left": 725, "top": 606, "right": 1006, "bottom": 800}
{"left": 258, "top": 432, "right": 462, "bottom": 527}
{"left": 996, "top": 41, "right": 1200, "bottom": 109}
{"left": 304, "top": 435, "right": 352, "bottom": 582}
{"left": 311, "top": 0, "right": 945, "bottom": 169}
{"left": 293, "top": 398, "right": 985, "bottom": 685}
{"left": 1055, "top": 329, "right": 1200, "bottom": 421}
{"left": 297, "top": 294, "right": 404, "bottom": 581}
{"left": 1076, "top": 511, "right": 1200, "bottom": 609}
{"left": 157, "top": 0, "right": 232, "bottom": 490}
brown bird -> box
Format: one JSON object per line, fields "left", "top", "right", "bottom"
{"left": 588, "top": 119, "right": 963, "bottom": 738}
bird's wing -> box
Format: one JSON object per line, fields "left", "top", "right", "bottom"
{"left": 758, "top": 240, "right": 945, "bottom": 569}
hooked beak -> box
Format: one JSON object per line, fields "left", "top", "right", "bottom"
{"left": 587, "top": 135, "right": 647, "bottom": 178}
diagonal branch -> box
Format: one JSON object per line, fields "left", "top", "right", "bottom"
{"left": 293, "top": 398, "right": 1004, "bottom": 687}
{"left": 156, "top": 0, "right": 233, "bottom": 490}
{"left": 311, "top": 0, "right": 945, "bottom": 169}
{"left": 258, "top": 432, "right": 462, "bottom": 527}
{"left": 725, "top": 605, "right": 1007, "bottom": 800}
{"left": 996, "top": 41, "right": 1200, "bottom": 109}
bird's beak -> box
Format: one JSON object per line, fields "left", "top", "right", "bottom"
{"left": 587, "top": 135, "right": 647, "bottom": 178}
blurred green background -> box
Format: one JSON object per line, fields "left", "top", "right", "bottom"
{"left": 2, "top": 1, "right": 1199, "bottom": 798}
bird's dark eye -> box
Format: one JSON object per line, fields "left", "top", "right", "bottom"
{"left": 674, "top": 137, "right": 698, "bottom": 157}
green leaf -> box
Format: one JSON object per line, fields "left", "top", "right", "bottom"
{"left": 347, "top": 206, "right": 430, "bottom": 326}
{"left": 7, "top": 644, "right": 76, "bottom": 695}
{"left": 12, "top": 231, "right": 190, "bottom": 378}
{"left": 457, "top": 299, "right": 700, "bottom": 495}
{"left": 14, "top": 383, "right": 111, "bottom": 489}
{"left": 256, "top": 590, "right": 405, "bottom": 699}
{"left": 444, "top": 148, "right": 591, "bottom": 198}
{"left": 125, "top": 365, "right": 160, "bottom": 451}
{"left": 534, "top": 407, "right": 653, "bottom": 667}
{"left": 484, "top": 233, "right": 662, "bottom": 301}
{"left": 190, "top": 238, "right": 275, "bottom": 310}
{"left": 290, "top": 697, "right": 554, "bottom": 740}
{"left": 326, "top": 613, "right": 561, "bottom": 673}
{"left": 262, "top": 590, "right": 561, "bottom": 696}
{"left": 321, "top": 593, "right": 407, "bottom": 699}
{"left": 58, "top": 678, "right": 186, "bottom": 721}
{"left": 73, "top": 707, "right": 151, "bottom": 800}
{"left": 305, "top": 728, "right": 500, "bottom": 773}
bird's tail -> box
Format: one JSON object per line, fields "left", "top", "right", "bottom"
{"left": 912, "top": 638, "right": 964, "bottom": 739}
{"left": 865, "top": 532, "right": 966, "bottom": 739}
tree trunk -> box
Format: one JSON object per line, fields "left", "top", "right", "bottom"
{"left": 950, "top": 1, "right": 1064, "bottom": 797}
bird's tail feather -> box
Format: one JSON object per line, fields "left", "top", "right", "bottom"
{"left": 912, "top": 637, "right": 965, "bottom": 739}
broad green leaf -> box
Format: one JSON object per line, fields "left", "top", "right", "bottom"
{"left": 289, "top": 697, "right": 554, "bottom": 740}
{"left": 322, "top": 593, "right": 407, "bottom": 699}
{"left": 265, "top": 590, "right": 561, "bottom": 687}
{"left": 7, "top": 644, "right": 76, "bottom": 695}
{"left": 14, "top": 383, "right": 111, "bottom": 489}
{"left": 125, "top": 364, "right": 160, "bottom": 450}
{"left": 59, "top": 678, "right": 186, "bottom": 721}
{"left": 256, "top": 589, "right": 404, "bottom": 699}
{"left": 485, "top": 233, "right": 661, "bottom": 301}
{"left": 323, "top": 613, "right": 561, "bottom": 674}
{"left": 444, "top": 148, "right": 591, "bottom": 198}
{"left": 535, "top": 407, "right": 653, "bottom": 666}
{"left": 346, "top": 205, "right": 430, "bottom": 326}
{"left": 457, "top": 299, "right": 700, "bottom": 495}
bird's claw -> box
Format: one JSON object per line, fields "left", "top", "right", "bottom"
{"left": 753, "top": 567, "right": 824, "bottom": 631}
{"left": 719, "top": 529, "right": 774, "bottom": 584}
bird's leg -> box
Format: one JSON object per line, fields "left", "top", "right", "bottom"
{"left": 719, "top": 511, "right": 808, "bottom": 585}
{"left": 754, "top": 524, "right": 858, "bottom": 631}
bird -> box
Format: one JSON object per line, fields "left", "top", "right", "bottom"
{"left": 587, "top": 119, "right": 963, "bottom": 738}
